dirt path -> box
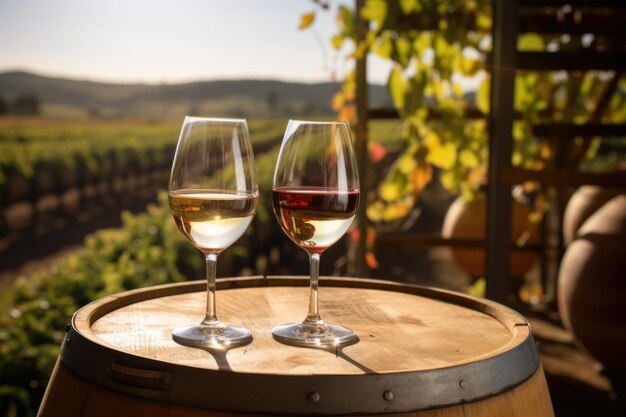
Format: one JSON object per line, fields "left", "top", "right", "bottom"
{"left": 0, "top": 192, "right": 161, "bottom": 292}
{"left": 0, "top": 244, "right": 83, "bottom": 291}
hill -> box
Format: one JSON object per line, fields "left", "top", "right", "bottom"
{"left": 0, "top": 71, "right": 392, "bottom": 119}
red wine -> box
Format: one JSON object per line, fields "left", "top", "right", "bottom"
{"left": 273, "top": 187, "right": 359, "bottom": 253}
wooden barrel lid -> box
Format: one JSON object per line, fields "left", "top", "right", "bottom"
{"left": 61, "top": 276, "right": 539, "bottom": 415}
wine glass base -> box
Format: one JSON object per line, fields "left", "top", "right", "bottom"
{"left": 172, "top": 322, "right": 252, "bottom": 349}
{"left": 272, "top": 322, "right": 357, "bottom": 349}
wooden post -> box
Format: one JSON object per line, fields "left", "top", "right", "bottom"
{"left": 353, "top": 0, "right": 369, "bottom": 277}
{"left": 486, "top": 0, "right": 518, "bottom": 303}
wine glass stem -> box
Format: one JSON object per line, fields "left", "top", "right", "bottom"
{"left": 204, "top": 253, "right": 219, "bottom": 324}
{"left": 304, "top": 252, "right": 322, "bottom": 324}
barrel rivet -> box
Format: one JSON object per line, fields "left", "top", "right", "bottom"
{"left": 383, "top": 390, "right": 394, "bottom": 401}
{"left": 307, "top": 392, "right": 320, "bottom": 403}
{"left": 65, "top": 338, "right": 72, "bottom": 347}
{"left": 459, "top": 379, "right": 467, "bottom": 389}
{"left": 65, "top": 323, "right": 71, "bottom": 333}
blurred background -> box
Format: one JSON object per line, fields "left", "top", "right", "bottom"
{"left": 1, "top": 1, "right": 625, "bottom": 416}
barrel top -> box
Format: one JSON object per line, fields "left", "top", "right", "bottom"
{"left": 74, "top": 276, "right": 530, "bottom": 376}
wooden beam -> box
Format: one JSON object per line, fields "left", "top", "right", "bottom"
{"left": 368, "top": 107, "right": 486, "bottom": 120}
{"left": 533, "top": 123, "right": 626, "bottom": 137}
{"left": 353, "top": 0, "right": 369, "bottom": 277}
{"left": 485, "top": 0, "right": 518, "bottom": 303}
{"left": 520, "top": 0, "right": 626, "bottom": 8}
{"left": 519, "top": 9, "right": 626, "bottom": 36}
{"left": 500, "top": 167, "right": 626, "bottom": 187}
{"left": 396, "top": 6, "right": 626, "bottom": 36}
{"left": 514, "top": 51, "right": 626, "bottom": 71}
{"left": 374, "top": 234, "right": 542, "bottom": 252}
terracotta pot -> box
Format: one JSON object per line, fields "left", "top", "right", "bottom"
{"left": 442, "top": 192, "right": 540, "bottom": 278}
{"left": 558, "top": 194, "right": 626, "bottom": 369}
{"left": 562, "top": 186, "right": 623, "bottom": 245}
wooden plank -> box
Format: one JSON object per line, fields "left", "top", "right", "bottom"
{"left": 460, "top": 367, "right": 554, "bottom": 417}
{"left": 84, "top": 285, "right": 517, "bottom": 374}
{"left": 37, "top": 359, "right": 90, "bottom": 417}
{"left": 500, "top": 167, "right": 626, "bottom": 187}
{"left": 533, "top": 123, "right": 626, "bottom": 137}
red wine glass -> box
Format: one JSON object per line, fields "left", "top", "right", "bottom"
{"left": 169, "top": 117, "right": 258, "bottom": 349}
{"left": 272, "top": 120, "right": 359, "bottom": 348}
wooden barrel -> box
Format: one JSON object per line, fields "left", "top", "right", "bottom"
{"left": 38, "top": 276, "right": 553, "bottom": 417}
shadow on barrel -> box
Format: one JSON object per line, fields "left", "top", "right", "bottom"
{"left": 185, "top": 344, "right": 234, "bottom": 372}
{"left": 321, "top": 338, "right": 378, "bottom": 374}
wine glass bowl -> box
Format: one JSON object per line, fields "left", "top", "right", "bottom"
{"left": 272, "top": 120, "right": 359, "bottom": 348}
{"left": 169, "top": 117, "right": 257, "bottom": 349}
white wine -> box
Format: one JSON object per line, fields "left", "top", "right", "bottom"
{"left": 169, "top": 190, "right": 257, "bottom": 254}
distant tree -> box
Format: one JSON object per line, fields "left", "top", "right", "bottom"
{"left": 13, "top": 94, "right": 41, "bottom": 115}
{"left": 187, "top": 102, "right": 200, "bottom": 116}
{"left": 266, "top": 90, "right": 279, "bottom": 116}
{"left": 0, "top": 95, "right": 8, "bottom": 114}
{"left": 88, "top": 106, "right": 101, "bottom": 118}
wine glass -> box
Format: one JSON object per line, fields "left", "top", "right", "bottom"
{"left": 169, "top": 117, "right": 258, "bottom": 349}
{"left": 272, "top": 120, "right": 359, "bottom": 348}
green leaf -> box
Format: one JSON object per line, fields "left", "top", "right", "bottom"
{"left": 298, "top": 12, "right": 315, "bottom": 30}
{"left": 476, "top": 12, "right": 491, "bottom": 31}
{"left": 399, "top": 0, "right": 420, "bottom": 14}
{"left": 518, "top": 34, "right": 544, "bottom": 52}
{"left": 361, "top": 0, "right": 387, "bottom": 29}
{"left": 331, "top": 35, "right": 345, "bottom": 49}
{"left": 459, "top": 149, "right": 480, "bottom": 168}
{"left": 338, "top": 5, "right": 354, "bottom": 36}
{"left": 388, "top": 67, "right": 407, "bottom": 114}
{"left": 413, "top": 33, "right": 431, "bottom": 55}
{"left": 374, "top": 32, "right": 393, "bottom": 59}
{"left": 398, "top": 153, "right": 416, "bottom": 174}
{"left": 395, "top": 36, "right": 412, "bottom": 68}
{"left": 476, "top": 77, "right": 490, "bottom": 114}
{"left": 440, "top": 169, "right": 459, "bottom": 190}
{"left": 460, "top": 56, "right": 481, "bottom": 76}
{"left": 468, "top": 277, "right": 486, "bottom": 297}
{"left": 425, "top": 131, "right": 457, "bottom": 169}
{"left": 380, "top": 181, "right": 402, "bottom": 203}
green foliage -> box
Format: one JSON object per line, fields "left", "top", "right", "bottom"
{"left": 306, "top": 0, "right": 626, "bottom": 226}
{"left": 319, "top": 0, "right": 494, "bottom": 223}
{"left": 0, "top": 119, "right": 287, "bottom": 195}
{"left": 11, "top": 95, "right": 40, "bottom": 116}
{"left": 0, "top": 121, "right": 180, "bottom": 190}
{"left": 0, "top": 193, "right": 202, "bottom": 416}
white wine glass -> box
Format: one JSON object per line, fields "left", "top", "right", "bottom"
{"left": 272, "top": 120, "right": 359, "bottom": 348}
{"left": 169, "top": 117, "right": 258, "bottom": 348}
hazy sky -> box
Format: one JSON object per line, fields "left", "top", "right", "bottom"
{"left": 0, "top": 0, "right": 392, "bottom": 84}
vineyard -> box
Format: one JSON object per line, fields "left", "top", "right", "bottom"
{"left": 0, "top": 118, "right": 287, "bottom": 234}
{"left": 0, "top": 117, "right": 406, "bottom": 416}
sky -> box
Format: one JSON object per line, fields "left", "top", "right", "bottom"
{"left": 0, "top": 0, "right": 392, "bottom": 85}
